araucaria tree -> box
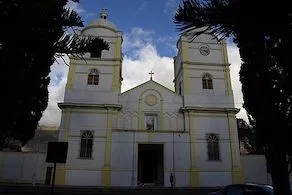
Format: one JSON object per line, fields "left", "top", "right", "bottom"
{"left": 174, "top": 1, "right": 292, "bottom": 194}
{"left": 0, "top": 0, "right": 108, "bottom": 148}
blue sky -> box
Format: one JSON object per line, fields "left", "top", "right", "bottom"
{"left": 73, "top": 0, "right": 181, "bottom": 57}
{"left": 39, "top": 0, "right": 246, "bottom": 126}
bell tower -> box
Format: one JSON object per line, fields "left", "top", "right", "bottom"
{"left": 64, "top": 9, "right": 123, "bottom": 104}
{"left": 174, "top": 31, "right": 234, "bottom": 108}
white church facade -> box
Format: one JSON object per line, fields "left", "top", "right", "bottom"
{"left": 55, "top": 10, "right": 243, "bottom": 187}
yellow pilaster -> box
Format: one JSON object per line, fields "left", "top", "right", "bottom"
{"left": 62, "top": 109, "right": 71, "bottom": 141}
{"left": 66, "top": 57, "right": 77, "bottom": 89}
{"left": 55, "top": 109, "right": 71, "bottom": 185}
{"left": 181, "top": 40, "right": 189, "bottom": 62}
{"left": 55, "top": 165, "right": 66, "bottom": 185}
{"left": 102, "top": 109, "right": 114, "bottom": 187}
{"left": 189, "top": 112, "right": 200, "bottom": 187}
{"left": 138, "top": 99, "right": 142, "bottom": 129}
{"left": 112, "top": 36, "right": 122, "bottom": 92}
{"left": 181, "top": 40, "right": 190, "bottom": 94}
{"left": 115, "top": 36, "right": 122, "bottom": 59}
{"left": 222, "top": 42, "right": 233, "bottom": 96}
{"left": 227, "top": 113, "right": 244, "bottom": 183}
{"left": 159, "top": 100, "right": 164, "bottom": 130}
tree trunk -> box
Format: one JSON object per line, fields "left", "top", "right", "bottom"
{"left": 269, "top": 147, "right": 291, "bottom": 195}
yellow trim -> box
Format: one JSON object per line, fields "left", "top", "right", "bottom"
{"left": 115, "top": 36, "right": 122, "bottom": 59}
{"left": 111, "top": 36, "right": 122, "bottom": 92}
{"left": 189, "top": 112, "right": 200, "bottom": 187}
{"left": 159, "top": 100, "right": 164, "bottom": 130}
{"left": 66, "top": 57, "right": 77, "bottom": 89}
{"left": 65, "top": 110, "right": 109, "bottom": 114}
{"left": 102, "top": 109, "right": 114, "bottom": 186}
{"left": 101, "top": 166, "right": 111, "bottom": 187}
{"left": 55, "top": 166, "right": 66, "bottom": 185}
{"left": 63, "top": 110, "right": 71, "bottom": 141}
{"left": 182, "top": 40, "right": 189, "bottom": 62}
{"left": 138, "top": 99, "right": 142, "bottom": 129}
{"left": 183, "top": 64, "right": 191, "bottom": 94}
{"left": 181, "top": 39, "right": 191, "bottom": 95}
{"left": 222, "top": 41, "right": 229, "bottom": 64}
{"left": 227, "top": 113, "right": 244, "bottom": 184}
{"left": 190, "top": 168, "right": 200, "bottom": 187}
{"left": 222, "top": 42, "right": 233, "bottom": 96}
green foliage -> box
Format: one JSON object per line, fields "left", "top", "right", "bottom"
{"left": 237, "top": 117, "right": 263, "bottom": 154}
{"left": 0, "top": 0, "right": 109, "bottom": 148}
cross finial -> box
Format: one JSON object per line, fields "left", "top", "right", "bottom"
{"left": 149, "top": 70, "right": 154, "bottom": 80}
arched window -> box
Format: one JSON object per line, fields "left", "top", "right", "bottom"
{"left": 207, "top": 133, "right": 220, "bottom": 161}
{"left": 80, "top": 131, "right": 93, "bottom": 158}
{"left": 202, "top": 73, "right": 213, "bottom": 89}
{"left": 87, "top": 69, "right": 99, "bottom": 85}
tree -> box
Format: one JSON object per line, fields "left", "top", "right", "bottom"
{"left": 0, "top": 0, "right": 109, "bottom": 149}
{"left": 237, "top": 116, "right": 263, "bottom": 154}
{"left": 174, "top": 1, "right": 292, "bottom": 194}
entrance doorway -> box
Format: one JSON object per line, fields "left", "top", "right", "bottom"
{"left": 138, "top": 144, "right": 164, "bottom": 186}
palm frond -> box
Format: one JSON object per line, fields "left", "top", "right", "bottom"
{"left": 61, "top": 7, "right": 83, "bottom": 28}
{"left": 174, "top": 0, "right": 235, "bottom": 40}
{"left": 54, "top": 34, "right": 109, "bottom": 56}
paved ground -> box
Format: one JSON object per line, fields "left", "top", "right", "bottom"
{"left": 0, "top": 184, "right": 219, "bottom": 195}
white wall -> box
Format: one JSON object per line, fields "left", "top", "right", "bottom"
{"left": 241, "top": 155, "right": 269, "bottom": 184}
{"left": 110, "top": 131, "right": 191, "bottom": 187}
{"left": 0, "top": 152, "right": 48, "bottom": 184}
{"left": 194, "top": 115, "right": 233, "bottom": 171}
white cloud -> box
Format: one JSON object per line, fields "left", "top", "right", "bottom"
{"left": 122, "top": 27, "right": 154, "bottom": 56}
{"left": 39, "top": 57, "right": 69, "bottom": 126}
{"left": 227, "top": 44, "right": 248, "bottom": 121}
{"left": 65, "top": 1, "right": 85, "bottom": 14}
{"left": 163, "top": 0, "right": 177, "bottom": 15}
{"left": 122, "top": 44, "right": 174, "bottom": 92}
{"left": 136, "top": 1, "right": 148, "bottom": 14}
{"left": 157, "top": 36, "right": 178, "bottom": 54}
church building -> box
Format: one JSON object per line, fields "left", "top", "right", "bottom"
{"left": 56, "top": 10, "right": 243, "bottom": 187}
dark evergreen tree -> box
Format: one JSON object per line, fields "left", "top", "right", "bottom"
{"left": 175, "top": 1, "right": 292, "bottom": 194}
{"left": 0, "top": 0, "right": 109, "bottom": 148}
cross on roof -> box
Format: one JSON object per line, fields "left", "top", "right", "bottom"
{"left": 149, "top": 70, "right": 154, "bottom": 80}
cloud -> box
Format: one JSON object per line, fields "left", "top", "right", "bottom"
{"left": 163, "top": 0, "right": 178, "bottom": 15}
{"left": 227, "top": 44, "right": 248, "bottom": 121}
{"left": 157, "top": 36, "right": 178, "bottom": 54}
{"left": 39, "top": 57, "right": 69, "bottom": 126}
{"left": 136, "top": 1, "right": 148, "bottom": 14}
{"left": 122, "top": 44, "right": 174, "bottom": 92}
{"left": 65, "top": 1, "right": 85, "bottom": 14}
{"left": 122, "top": 27, "right": 155, "bottom": 57}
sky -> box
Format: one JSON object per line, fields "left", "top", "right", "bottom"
{"left": 39, "top": 0, "right": 247, "bottom": 126}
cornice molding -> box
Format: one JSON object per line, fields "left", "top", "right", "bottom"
{"left": 180, "top": 106, "right": 240, "bottom": 114}
{"left": 58, "top": 103, "right": 122, "bottom": 110}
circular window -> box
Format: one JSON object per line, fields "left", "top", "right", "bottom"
{"left": 145, "top": 94, "right": 157, "bottom": 106}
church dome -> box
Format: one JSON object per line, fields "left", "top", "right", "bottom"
{"left": 82, "top": 9, "right": 118, "bottom": 32}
